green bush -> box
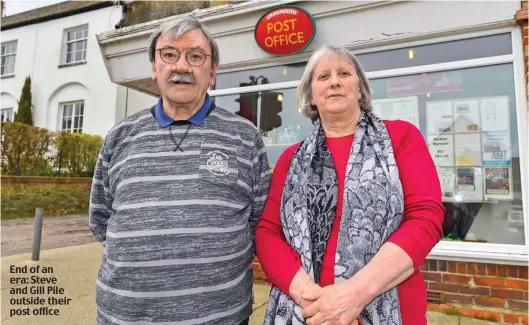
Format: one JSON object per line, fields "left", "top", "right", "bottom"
{"left": 1, "top": 122, "right": 103, "bottom": 177}
{"left": 1, "top": 183, "right": 91, "bottom": 220}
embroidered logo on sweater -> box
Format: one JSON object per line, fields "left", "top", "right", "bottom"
{"left": 206, "top": 151, "right": 230, "bottom": 176}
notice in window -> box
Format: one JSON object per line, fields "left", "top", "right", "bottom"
{"left": 426, "top": 101, "right": 453, "bottom": 135}
{"left": 480, "top": 97, "right": 510, "bottom": 132}
{"left": 456, "top": 167, "right": 483, "bottom": 201}
{"left": 455, "top": 133, "right": 482, "bottom": 166}
{"left": 453, "top": 100, "right": 480, "bottom": 133}
{"left": 437, "top": 167, "right": 456, "bottom": 200}
{"left": 371, "top": 96, "right": 419, "bottom": 128}
{"left": 484, "top": 167, "right": 512, "bottom": 200}
{"left": 428, "top": 135, "right": 454, "bottom": 166}
{"left": 482, "top": 132, "right": 511, "bottom": 166}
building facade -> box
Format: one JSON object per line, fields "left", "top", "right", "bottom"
{"left": 0, "top": 1, "right": 156, "bottom": 137}
{"left": 97, "top": 0, "right": 528, "bottom": 322}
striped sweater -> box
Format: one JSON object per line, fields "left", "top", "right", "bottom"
{"left": 89, "top": 103, "right": 271, "bottom": 325}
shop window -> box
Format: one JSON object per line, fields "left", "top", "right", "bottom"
{"left": 370, "top": 63, "right": 524, "bottom": 245}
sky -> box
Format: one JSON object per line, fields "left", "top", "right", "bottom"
{"left": 3, "top": 0, "right": 67, "bottom": 16}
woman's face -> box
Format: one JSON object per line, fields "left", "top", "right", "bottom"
{"left": 310, "top": 55, "right": 361, "bottom": 120}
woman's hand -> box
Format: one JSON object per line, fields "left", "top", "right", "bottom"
{"left": 301, "top": 280, "right": 367, "bottom": 325}
{"left": 288, "top": 268, "right": 323, "bottom": 308}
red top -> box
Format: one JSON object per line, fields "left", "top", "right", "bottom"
{"left": 255, "top": 120, "right": 445, "bottom": 325}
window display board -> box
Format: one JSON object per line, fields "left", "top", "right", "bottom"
{"left": 371, "top": 96, "right": 420, "bottom": 128}
{"left": 426, "top": 96, "right": 512, "bottom": 202}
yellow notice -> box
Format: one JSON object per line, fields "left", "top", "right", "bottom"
{"left": 456, "top": 155, "right": 475, "bottom": 166}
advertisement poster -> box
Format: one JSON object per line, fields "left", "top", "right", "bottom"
{"left": 455, "top": 133, "right": 482, "bottom": 166}
{"left": 428, "top": 135, "right": 454, "bottom": 166}
{"left": 437, "top": 167, "right": 456, "bottom": 200}
{"left": 482, "top": 132, "right": 511, "bottom": 166}
{"left": 480, "top": 96, "right": 510, "bottom": 132}
{"left": 426, "top": 101, "right": 453, "bottom": 135}
{"left": 456, "top": 167, "right": 483, "bottom": 201}
{"left": 484, "top": 167, "right": 513, "bottom": 199}
{"left": 371, "top": 96, "right": 419, "bottom": 128}
{"left": 453, "top": 99, "right": 480, "bottom": 133}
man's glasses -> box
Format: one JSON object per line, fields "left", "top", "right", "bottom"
{"left": 156, "top": 48, "right": 211, "bottom": 67}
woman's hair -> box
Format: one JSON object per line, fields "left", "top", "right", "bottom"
{"left": 297, "top": 45, "right": 372, "bottom": 123}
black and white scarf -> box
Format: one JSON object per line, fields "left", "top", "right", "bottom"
{"left": 263, "top": 111, "right": 404, "bottom": 325}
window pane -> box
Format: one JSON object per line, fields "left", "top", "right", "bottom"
{"left": 83, "top": 28, "right": 88, "bottom": 38}
{"left": 75, "top": 29, "right": 83, "bottom": 40}
{"left": 66, "top": 53, "right": 72, "bottom": 63}
{"left": 74, "top": 116, "right": 79, "bottom": 129}
{"left": 212, "top": 88, "right": 311, "bottom": 165}
{"left": 215, "top": 62, "right": 306, "bottom": 90}
{"left": 1, "top": 45, "right": 5, "bottom": 55}
{"left": 4, "top": 55, "right": 15, "bottom": 74}
{"left": 79, "top": 116, "right": 83, "bottom": 130}
{"left": 67, "top": 31, "right": 74, "bottom": 41}
{"left": 369, "top": 63, "right": 524, "bottom": 245}
{"left": 74, "top": 51, "right": 83, "bottom": 62}
{"left": 79, "top": 103, "right": 84, "bottom": 115}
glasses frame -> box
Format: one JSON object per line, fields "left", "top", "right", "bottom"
{"left": 156, "top": 48, "right": 211, "bottom": 67}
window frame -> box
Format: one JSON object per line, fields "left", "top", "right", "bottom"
{"left": 62, "top": 25, "right": 88, "bottom": 65}
{"left": 1, "top": 40, "right": 17, "bottom": 76}
{"left": 210, "top": 27, "right": 528, "bottom": 265}
{"left": 1, "top": 108, "right": 13, "bottom": 122}
{"left": 59, "top": 101, "right": 84, "bottom": 133}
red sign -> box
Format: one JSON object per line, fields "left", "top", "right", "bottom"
{"left": 254, "top": 6, "right": 316, "bottom": 56}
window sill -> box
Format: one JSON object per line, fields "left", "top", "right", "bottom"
{"left": 58, "top": 61, "right": 87, "bottom": 69}
{"left": 1, "top": 74, "right": 15, "bottom": 79}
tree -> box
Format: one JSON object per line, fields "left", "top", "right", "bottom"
{"left": 15, "top": 76, "right": 33, "bottom": 125}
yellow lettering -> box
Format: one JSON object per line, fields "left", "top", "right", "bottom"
{"left": 288, "top": 19, "right": 297, "bottom": 30}
{"left": 273, "top": 22, "right": 283, "bottom": 33}
{"left": 264, "top": 37, "right": 274, "bottom": 47}
{"left": 267, "top": 23, "right": 274, "bottom": 34}
{"left": 288, "top": 33, "right": 298, "bottom": 44}
{"left": 298, "top": 32, "right": 305, "bottom": 43}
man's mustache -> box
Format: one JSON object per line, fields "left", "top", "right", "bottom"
{"left": 168, "top": 74, "right": 196, "bottom": 84}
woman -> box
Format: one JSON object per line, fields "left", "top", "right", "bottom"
{"left": 255, "top": 45, "right": 445, "bottom": 325}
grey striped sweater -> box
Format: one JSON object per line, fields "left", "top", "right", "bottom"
{"left": 89, "top": 104, "right": 271, "bottom": 325}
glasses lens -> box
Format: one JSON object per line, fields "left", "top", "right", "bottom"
{"left": 160, "top": 49, "right": 179, "bottom": 63}
{"left": 186, "top": 52, "right": 206, "bottom": 66}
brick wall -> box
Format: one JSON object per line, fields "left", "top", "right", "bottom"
{"left": 252, "top": 258, "right": 528, "bottom": 324}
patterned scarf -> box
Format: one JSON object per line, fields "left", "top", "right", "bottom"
{"left": 263, "top": 111, "right": 404, "bottom": 325}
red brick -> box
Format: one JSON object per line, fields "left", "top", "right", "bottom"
{"left": 477, "top": 263, "right": 487, "bottom": 276}
{"left": 490, "top": 288, "right": 525, "bottom": 300}
{"left": 420, "top": 262, "right": 428, "bottom": 272}
{"left": 423, "top": 271, "right": 442, "bottom": 282}
{"left": 508, "top": 265, "right": 519, "bottom": 278}
{"left": 467, "top": 263, "right": 478, "bottom": 275}
{"left": 475, "top": 296, "right": 506, "bottom": 308}
{"left": 442, "top": 293, "right": 473, "bottom": 304}
{"left": 448, "top": 261, "right": 457, "bottom": 273}
{"left": 482, "top": 311, "right": 501, "bottom": 322}
{"left": 474, "top": 276, "right": 505, "bottom": 288}
{"left": 525, "top": 291, "right": 528, "bottom": 301}
{"left": 459, "top": 285, "right": 489, "bottom": 296}
{"left": 444, "top": 274, "right": 472, "bottom": 285}
{"left": 521, "top": 315, "right": 528, "bottom": 325}
{"left": 505, "top": 278, "right": 528, "bottom": 290}
{"left": 520, "top": 266, "right": 528, "bottom": 279}
{"left": 487, "top": 264, "right": 498, "bottom": 276}
{"left": 438, "top": 260, "right": 447, "bottom": 272}
{"left": 429, "top": 260, "right": 438, "bottom": 271}
{"left": 497, "top": 265, "right": 509, "bottom": 277}
{"left": 459, "top": 308, "right": 485, "bottom": 319}
{"left": 457, "top": 262, "right": 468, "bottom": 274}
{"left": 429, "top": 282, "right": 459, "bottom": 293}
{"left": 503, "top": 314, "right": 520, "bottom": 323}
{"left": 507, "top": 299, "right": 528, "bottom": 311}
{"left": 426, "top": 303, "right": 440, "bottom": 311}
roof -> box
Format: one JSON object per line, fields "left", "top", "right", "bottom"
{"left": 1, "top": 1, "right": 115, "bottom": 31}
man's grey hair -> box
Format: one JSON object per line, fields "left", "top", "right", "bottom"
{"left": 297, "top": 45, "right": 372, "bottom": 123}
{"left": 148, "top": 17, "right": 220, "bottom": 66}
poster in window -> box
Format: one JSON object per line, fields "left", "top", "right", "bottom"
{"left": 437, "top": 167, "right": 456, "bottom": 200}
{"left": 456, "top": 167, "right": 483, "bottom": 201}
{"left": 484, "top": 167, "right": 512, "bottom": 200}
{"left": 428, "top": 134, "right": 454, "bottom": 166}
{"left": 453, "top": 99, "right": 480, "bottom": 133}
{"left": 480, "top": 96, "right": 510, "bottom": 132}
{"left": 455, "top": 133, "right": 482, "bottom": 166}
{"left": 371, "top": 96, "right": 419, "bottom": 128}
{"left": 482, "top": 132, "right": 511, "bottom": 166}
{"left": 426, "top": 101, "right": 453, "bottom": 135}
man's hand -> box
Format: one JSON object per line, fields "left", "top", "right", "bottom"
{"left": 301, "top": 280, "right": 366, "bottom": 325}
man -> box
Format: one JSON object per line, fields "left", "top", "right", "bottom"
{"left": 89, "top": 17, "right": 271, "bottom": 325}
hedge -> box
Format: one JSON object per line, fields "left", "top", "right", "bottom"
{"left": 1, "top": 122, "right": 103, "bottom": 177}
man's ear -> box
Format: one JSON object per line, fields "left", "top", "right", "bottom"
{"left": 209, "top": 63, "right": 219, "bottom": 86}
{"left": 151, "top": 60, "right": 157, "bottom": 81}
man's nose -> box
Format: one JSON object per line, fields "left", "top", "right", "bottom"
{"left": 172, "top": 54, "right": 191, "bottom": 74}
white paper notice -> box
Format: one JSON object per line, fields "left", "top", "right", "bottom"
{"left": 427, "top": 101, "right": 453, "bottom": 135}
{"left": 453, "top": 99, "right": 480, "bottom": 133}
{"left": 455, "top": 167, "right": 483, "bottom": 202}
{"left": 480, "top": 97, "right": 510, "bottom": 132}
{"left": 455, "top": 133, "right": 482, "bottom": 166}
{"left": 482, "top": 132, "right": 511, "bottom": 166}
{"left": 437, "top": 167, "right": 456, "bottom": 201}
{"left": 428, "top": 135, "right": 454, "bottom": 166}
{"left": 371, "top": 96, "right": 419, "bottom": 128}
{"left": 484, "top": 167, "right": 513, "bottom": 200}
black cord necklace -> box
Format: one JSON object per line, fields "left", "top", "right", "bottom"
{"left": 168, "top": 123, "right": 191, "bottom": 152}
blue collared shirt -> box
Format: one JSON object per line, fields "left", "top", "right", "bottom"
{"left": 154, "top": 94, "right": 212, "bottom": 127}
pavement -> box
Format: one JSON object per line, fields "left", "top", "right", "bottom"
{"left": 0, "top": 242, "right": 512, "bottom": 325}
